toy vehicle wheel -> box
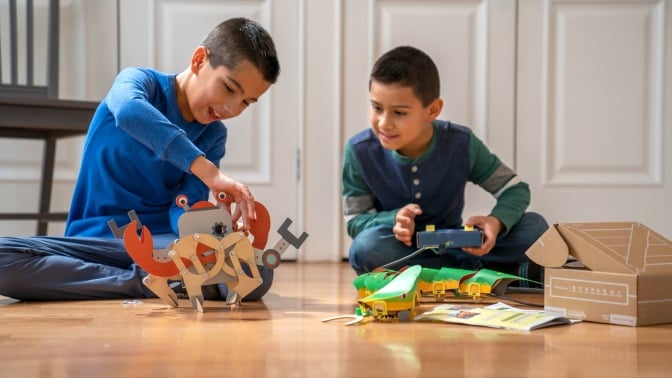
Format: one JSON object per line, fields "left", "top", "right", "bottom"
{"left": 262, "top": 249, "right": 281, "bottom": 269}
{"left": 397, "top": 310, "right": 411, "bottom": 322}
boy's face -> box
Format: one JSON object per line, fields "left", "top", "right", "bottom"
{"left": 184, "top": 47, "right": 271, "bottom": 124}
{"left": 369, "top": 80, "right": 441, "bottom": 158}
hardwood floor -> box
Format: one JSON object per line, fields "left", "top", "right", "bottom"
{"left": 1, "top": 261, "right": 671, "bottom": 377}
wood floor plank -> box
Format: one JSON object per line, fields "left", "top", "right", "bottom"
{"left": 1, "top": 262, "right": 671, "bottom": 377}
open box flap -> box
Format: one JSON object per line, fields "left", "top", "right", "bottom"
{"left": 557, "top": 223, "right": 636, "bottom": 274}
{"left": 525, "top": 225, "right": 569, "bottom": 268}
{"left": 528, "top": 222, "right": 672, "bottom": 275}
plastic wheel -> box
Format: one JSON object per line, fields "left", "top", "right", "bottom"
{"left": 262, "top": 249, "right": 281, "bottom": 269}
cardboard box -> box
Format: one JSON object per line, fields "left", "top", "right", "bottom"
{"left": 525, "top": 222, "right": 672, "bottom": 326}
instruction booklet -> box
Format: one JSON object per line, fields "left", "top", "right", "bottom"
{"left": 414, "top": 302, "right": 580, "bottom": 331}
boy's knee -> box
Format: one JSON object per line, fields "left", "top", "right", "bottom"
{"left": 347, "top": 242, "right": 366, "bottom": 275}
{"left": 516, "top": 212, "right": 550, "bottom": 240}
{"left": 525, "top": 212, "right": 549, "bottom": 229}
{"left": 349, "top": 226, "right": 390, "bottom": 253}
{"left": 348, "top": 228, "right": 383, "bottom": 274}
{"left": 348, "top": 226, "right": 409, "bottom": 274}
{"left": 348, "top": 235, "right": 370, "bottom": 261}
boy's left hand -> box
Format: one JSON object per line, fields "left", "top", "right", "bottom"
{"left": 461, "top": 215, "right": 503, "bottom": 257}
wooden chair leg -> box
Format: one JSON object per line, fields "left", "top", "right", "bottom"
{"left": 37, "top": 136, "right": 57, "bottom": 236}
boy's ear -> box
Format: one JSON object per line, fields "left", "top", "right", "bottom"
{"left": 190, "top": 46, "right": 208, "bottom": 73}
{"left": 426, "top": 98, "right": 443, "bottom": 121}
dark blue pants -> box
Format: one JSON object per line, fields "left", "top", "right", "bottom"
{"left": 348, "top": 212, "right": 549, "bottom": 275}
{"left": 0, "top": 234, "right": 273, "bottom": 301}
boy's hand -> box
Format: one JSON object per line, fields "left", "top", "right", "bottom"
{"left": 217, "top": 177, "right": 255, "bottom": 232}
{"left": 461, "top": 215, "right": 503, "bottom": 257}
{"left": 190, "top": 156, "right": 256, "bottom": 231}
{"left": 393, "top": 204, "right": 422, "bottom": 246}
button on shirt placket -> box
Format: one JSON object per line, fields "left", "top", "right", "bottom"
{"left": 411, "top": 165, "right": 422, "bottom": 200}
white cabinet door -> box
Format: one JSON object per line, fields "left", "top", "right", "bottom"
{"left": 341, "top": 0, "right": 518, "bottom": 257}
{"left": 119, "top": 0, "right": 303, "bottom": 258}
{"left": 516, "top": 0, "right": 672, "bottom": 238}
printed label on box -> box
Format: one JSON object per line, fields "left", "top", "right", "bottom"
{"left": 549, "top": 277, "right": 633, "bottom": 305}
{"left": 544, "top": 306, "right": 568, "bottom": 317}
{"left": 610, "top": 314, "right": 637, "bottom": 327}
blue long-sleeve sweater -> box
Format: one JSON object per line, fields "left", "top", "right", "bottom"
{"left": 65, "top": 67, "right": 227, "bottom": 238}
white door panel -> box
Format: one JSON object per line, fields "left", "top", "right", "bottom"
{"left": 517, "top": 0, "right": 672, "bottom": 238}
{"left": 119, "top": 0, "right": 303, "bottom": 258}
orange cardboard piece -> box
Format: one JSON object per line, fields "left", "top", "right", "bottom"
{"left": 526, "top": 222, "right": 672, "bottom": 326}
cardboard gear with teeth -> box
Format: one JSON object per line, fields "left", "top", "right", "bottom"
{"left": 525, "top": 222, "right": 672, "bottom": 326}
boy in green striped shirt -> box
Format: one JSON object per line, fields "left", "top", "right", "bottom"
{"left": 342, "top": 46, "right": 548, "bottom": 285}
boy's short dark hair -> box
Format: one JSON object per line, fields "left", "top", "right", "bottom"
{"left": 369, "top": 46, "right": 439, "bottom": 107}
{"left": 202, "top": 18, "right": 281, "bottom": 84}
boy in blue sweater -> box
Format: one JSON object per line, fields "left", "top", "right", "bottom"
{"left": 0, "top": 18, "right": 280, "bottom": 301}
{"left": 343, "top": 46, "right": 548, "bottom": 283}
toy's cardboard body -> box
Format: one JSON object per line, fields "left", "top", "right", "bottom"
{"left": 526, "top": 222, "right": 672, "bottom": 326}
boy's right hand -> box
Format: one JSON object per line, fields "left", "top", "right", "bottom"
{"left": 213, "top": 176, "right": 255, "bottom": 232}
{"left": 190, "top": 156, "right": 256, "bottom": 231}
{"left": 393, "top": 204, "right": 422, "bottom": 246}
